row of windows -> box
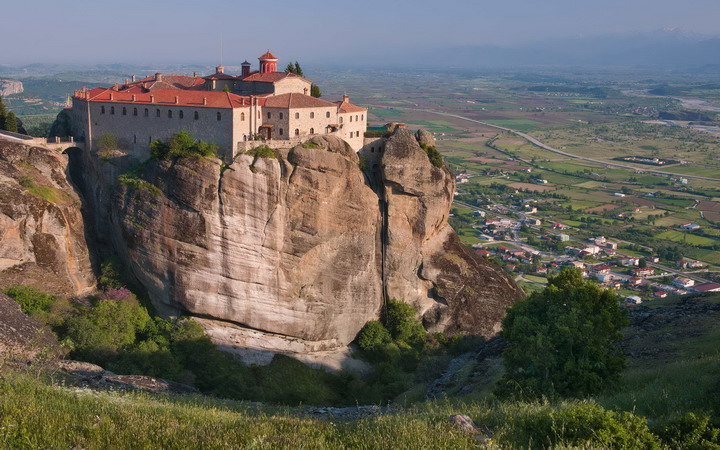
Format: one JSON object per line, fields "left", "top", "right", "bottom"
{"left": 101, "top": 105, "right": 222, "bottom": 121}
{"left": 267, "top": 111, "right": 332, "bottom": 120}
{"left": 348, "top": 131, "right": 360, "bottom": 138}
{"left": 276, "top": 128, "right": 319, "bottom": 136}
{"left": 339, "top": 114, "right": 364, "bottom": 124}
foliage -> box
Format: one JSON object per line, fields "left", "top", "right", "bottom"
{"left": 385, "top": 298, "right": 426, "bottom": 346}
{"left": 311, "top": 84, "right": 322, "bottom": 98}
{"left": 246, "top": 144, "right": 275, "bottom": 159}
{"left": 4, "top": 111, "right": 18, "bottom": 132}
{"left": 17, "top": 175, "right": 34, "bottom": 188}
{"left": 96, "top": 133, "right": 118, "bottom": 152}
{"left": 118, "top": 171, "right": 162, "bottom": 196}
{"left": 356, "top": 321, "right": 392, "bottom": 353}
{"left": 420, "top": 143, "right": 444, "bottom": 167}
{"left": 656, "top": 412, "right": 720, "bottom": 449}
{"left": 496, "top": 267, "right": 628, "bottom": 400}
{"left": 150, "top": 131, "right": 218, "bottom": 160}
{"left": 301, "top": 140, "right": 322, "bottom": 149}
{"left": 3, "top": 286, "right": 55, "bottom": 316}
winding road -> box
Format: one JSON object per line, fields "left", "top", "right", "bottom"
{"left": 387, "top": 107, "right": 720, "bottom": 183}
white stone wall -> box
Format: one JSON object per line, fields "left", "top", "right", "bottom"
{"left": 273, "top": 78, "right": 312, "bottom": 96}
{"left": 287, "top": 106, "right": 338, "bottom": 139}
{"left": 339, "top": 111, "right": 367, "bottom": 151}
{"left": 80, "top": 99, "right": 239, "bottom": 159}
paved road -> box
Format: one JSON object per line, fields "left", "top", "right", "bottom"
{"left": 387, "top": 106, "right": 720, "bottom": 183}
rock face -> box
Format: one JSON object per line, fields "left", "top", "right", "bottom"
{"left": 97, "top": 131, "right": 523, "bottom": 366}
{"left": 381, "top": 129, "right": 523, "bottom": 336}
{"left": 0, "top": 142, "right": 95, "bottom": 296}
{"left": 0, "top": 293, "right": 60, "bottom": 362}
{"left": 0, "top": 79, "right": 23, "bottom": 96}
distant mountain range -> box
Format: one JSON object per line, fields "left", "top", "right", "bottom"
{"left": 349, "top": 29, "right": 720, "bottom": 71}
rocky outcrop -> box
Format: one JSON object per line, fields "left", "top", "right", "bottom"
{"left": 0, "top": 142, "right": 95, "bottom": 297}
{"left": 381, "top": 129, "right": 524, "bottom": 336}
{"left": 0, "top": 79, "right": 23, "bottom": 96}
{"left": 0, "top": 293, "right": 60, "bottom": 362}
{"left": 99, "top": 131, "right": 522, "bottom": 367}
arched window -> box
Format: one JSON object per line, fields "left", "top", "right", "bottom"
{"left": 267, "top": 112, "right": 271, "bottom": 119}
{"left": 310, "top": 128, "right": 314, "bottom": 134}
{"left": 101, "top": 105, "right": 105, "bottom": 114}
{"left": 295, "top": 112, "right": 300, "bottom": 119}
{"left": 194, "top": 111, "right": 199, "bottom": 120}
{"left": 280, "top": 112, "right": 284, "bottom": 119}
{"left": 279, "top": 128, "right": 284, "bottom": 136}
{"left": 156, "top": 109, "right": 160, "bottom": 117}
{"left": 168, "top": 110, "right": 172, "bottom": 118}
{"left": 339, "top": 116, "right": 343, "bottom": 123}
{"left": 310, "top": 112, "right": 314, "bottom": 119}
{"left": 133, "top": 107, "right": 137, "bottom": 116}
{"left": 361, "top": 114, "right": 364, "bottom": 120}
{"left": 243, "top": 135, "right": 247, "bottom": 141}
{"left": 149, "top": 136, "right": 152, "bottom": 143}
{"left": 326, "top": 111, "right": 330, "bottom": 118}
{"left": 110, "top": 106, "right": 115, "bottom": 115}
{"left": 217, "top": 112, "right": 221, "bottom": 121}
{"left": 241, "top": 112, "right": 245, "bottom": 121}
{"left": 257, "top": 111, "right": 260, "bottom": 119}
{"left": 179, "top": 110, "right": 184, "bottom": 119}
{"left": 349, "top": 115, "right": 353, "bottom": 122}
{"left": 355, "top": 115, "right": 359, "bottom": 121}
{"left": 122, "top": 107, "right": 127, "bottom": 115}
{"left": 133, "top": 134, "right": 137, "bottom": 144}
{"left": 144, "top": 108, "right": 149, "bottom": 117}
{"left": 295, "top": 128, "right": 299, "bottom": 136}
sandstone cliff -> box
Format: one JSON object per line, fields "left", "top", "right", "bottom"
{"left": 99, "top": 130, "right": 523, "bottom": 368}
{"left": 0, "top": 79, "right": 23, "bottom": 97}
{"left": 0, "top": 142, "right": 95, "bottom": 297}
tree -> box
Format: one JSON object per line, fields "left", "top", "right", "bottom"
{"left": 284, "top": 62, "right": 296, "bottom": 74}
{"left": 294, "top": 61, "right": 304, "bottom": 77}
{"left": 0, "top": 95, "right": 6, "bottom": 130}
{"left": 638, "top": 258, "right": 647, "bottom": 269}
{"left": 496, "top": 268, "right": 627, "bottom": 399}
{"left": 310, "top": 84, "right": 322, "bottom": 98}
{"left": 4, "top": 111, "right": 18, "bottom": 133}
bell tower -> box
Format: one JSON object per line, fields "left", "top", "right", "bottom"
{"left": 258, "top": 51, "right": 278, "bottom": 74}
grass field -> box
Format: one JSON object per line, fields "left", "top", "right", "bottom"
{"left": 655, "top": 230, "right": 717, "bottom": 246}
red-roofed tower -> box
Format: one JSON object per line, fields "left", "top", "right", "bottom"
{"left": 259, "top": 51, "right": 278, "bottom": 74}
{"left": 241, "top": 60, "right": 251, "bottom": 78}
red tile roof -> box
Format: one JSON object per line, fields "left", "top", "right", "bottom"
{"left": 119, "top": 74, "right": 205, "bottom": 92}
{"left": 241, "top": 71, "right": 308, "bottom": 84}
{"left": 259, "top": 51, "right": 278, "bottom": 60}
{"left": 263, "top": 92, "right": 336, "bottom": 109}
{"left": 335, "top": 100, "right": 367, "bottom": 114}
{"left": 77, "top": 88, "right": 259, "bottom": 109}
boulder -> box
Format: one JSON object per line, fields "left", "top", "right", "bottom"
{"left": 415, "top": 128, "right": 436, "bottom": 148}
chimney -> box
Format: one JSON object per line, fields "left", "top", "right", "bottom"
{"left": 342, "top": 94, "right": 349, "bottom": 103}
{"left": 216, "top": 65, "right": 224, "bottom": 74}
{"left": 109, "top": 93, "right": 113, "bottom": 100}
{"left": 125, "top": 78, "right": 129, "bottom": 85}
{"left": 174, "top": 96, "right": 179, "bottom": 104}
{"left": 155, "top": 72, "right": 162, "bottom": 81}
{"left": 203, "top": 97, "right": 207, "bottom": 105}
{"left": 131, "top": 74, "right": 136, "bottom": 82}
{"left": 241, "top": 60, "right": 251, "bottom": 78}
{"left": 193, "top": 71, "right": 198, "bottom": 77}
{"left": 150, "top": 95, "right": 154, "bottom": 103}
{"left": 132, "top": 94, "right": 136, "bottom": 101}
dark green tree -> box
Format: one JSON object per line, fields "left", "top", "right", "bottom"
{"left": 0, "top": 95, "right": 6, "bottom": 130}
{"left": 4, "top": 111, "right": 18, "bottom": 133}
{"left": 285, "top": 62, "right": 296, "bottom": 74}
{"left": 496, "top": 267, "right": 628, "bottom": 399}
{"left": 294, "top": 61, "right": 304, "bottom": 77}
{"left": 638, "top": 258, "right": 647, "bottom": 268}
{"left": 310, "top": 84, "right": 322, "bottom": 98}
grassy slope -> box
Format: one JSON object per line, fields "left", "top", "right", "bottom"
{"left": 1, "top": 294, "right": 719, "bottom": 448}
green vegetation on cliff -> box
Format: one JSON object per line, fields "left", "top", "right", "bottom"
{"left": 150, "top": 131, "right": 218, "bottom": 160}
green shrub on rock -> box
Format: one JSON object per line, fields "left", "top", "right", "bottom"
{"left": 3, "top": 286, "right": 55, "bottom": 316}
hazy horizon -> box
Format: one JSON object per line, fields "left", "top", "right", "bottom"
{"left": 4, "top": 0, "right": 720, "bottom": 67}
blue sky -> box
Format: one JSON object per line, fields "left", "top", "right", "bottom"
{"left": 5, "top": 0, "right": 720, "bottom": 65}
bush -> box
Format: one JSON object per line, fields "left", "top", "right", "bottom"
{"left": 497, "top": 267, "right": 628, "bottom": 400}
{"left": 420, "top": 144, "right": 443, "bottom": 168}
{"left": 96, "top": 133, "right": 119, "bottom": 152}
{"left": 508, "top": 402, "right": 661, "bottom": 449}
{"left": 150, "top": 131, "right": 217, "bottom": 160}
{"left": 657, "top": 412, "right": 720, "bottom": 449}
{"left": 98, "top": 259, "right": 126, "bottom": 290}
{"left": 357, "top": 321, "right": 392, "bottom": 353}
{"left": 3, "top": 286, "right": 55, "bottom": 316}
{"left": 385, "top": 298, "right": 425, "bottom": 347}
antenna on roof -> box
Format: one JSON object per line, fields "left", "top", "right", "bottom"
{"left": 219, "top": 33, "right": 224, "bottom": 66}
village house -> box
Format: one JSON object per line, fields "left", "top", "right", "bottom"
{"left": 632, "top": 267, "right": 654, "bottom": 278}
{"left": 673, "top": 277, "right": 695, "bottom": 289}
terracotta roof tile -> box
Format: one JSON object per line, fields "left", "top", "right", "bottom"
{"left": 334, "top": 100, "right": 367, "bottom": 113}
{"left": 263, "top": 93, "right": 336, "bottom": 109}
{"left": 259, "top": 51, "right": 278, "bottom": 60}
{"left": 79, "top": 88, "right": 259, "bottom": 109}
{"left": 241, "top": 71, "right": 308, "bottom": 84}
